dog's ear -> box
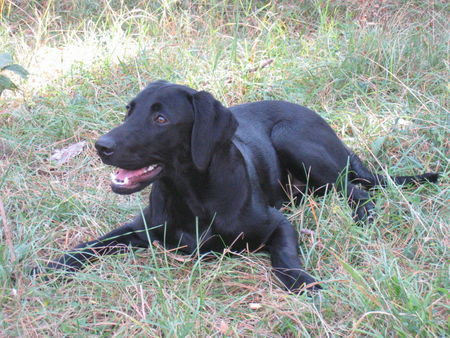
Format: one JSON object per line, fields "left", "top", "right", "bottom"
{"left": 191, "top": 91, "right": 238, "bottom": 171}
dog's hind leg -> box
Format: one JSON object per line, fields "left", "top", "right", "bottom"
{"left": 272, "top": 124, "right": 375, "bottom": 221}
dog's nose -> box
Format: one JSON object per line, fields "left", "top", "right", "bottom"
{"left": 95, "top": 136, "right": 116, "bottom": 157}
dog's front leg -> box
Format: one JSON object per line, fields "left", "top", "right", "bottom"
{"left": 266, "top": 209, "right": 322, "bottom": 293}
{"left": 35, "top": 208, "right": 155, "bottom": 275}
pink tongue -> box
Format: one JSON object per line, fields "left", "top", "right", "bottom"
{"left": 116, "top": 168, "right": 146, "bottom": 180}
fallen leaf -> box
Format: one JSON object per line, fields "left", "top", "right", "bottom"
{"left": 300, "top": 229, "right": 315, "bottom": 236}
{"left": 371, "top": 136, "right": 387, "bottom": 156}
{"left": 249, "top": 303, "right": 262, "bottom": 310}
{"left": 218, "top": 320, "right": 229, "bottom": 334}
{"left": 50, "top": 141, "right": 86, "bottom": 165}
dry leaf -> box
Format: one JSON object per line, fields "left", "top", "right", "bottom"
{"left": 218, "top": 320, "right": 229, "bottom": 334}
{"left": 300, "top": 229, "right": 315, "bottom": 236}
{"left": 50, "top": 141, "right": 86, "bottom": 165}
{"left": 249, "top": 303, "right": 262, "bottom": 310}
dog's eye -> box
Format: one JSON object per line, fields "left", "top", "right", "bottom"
{"left": 153, "top": 114, "right": 168, "bottom": 124}
{"left": 125, "top": 102, "right": 135, "bottom": 119}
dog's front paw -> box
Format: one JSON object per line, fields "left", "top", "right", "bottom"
{"left": 276, "top": 269, "right": 323, "bottom": 294}
{"left": 29, "top": 260, "right": 77, "bottom": 282}
{"left": 292, "top": 273, "right": 323, "bottom": 294}
{"left": 29, "top": 265, "right": 44, "bottom": 277}
{"left": 29, "top": 265, "right": 53, "bottom": 282}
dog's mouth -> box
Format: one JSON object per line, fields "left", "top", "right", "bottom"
{"left": 110, "top": 164, "right": 163, "bottom": 194}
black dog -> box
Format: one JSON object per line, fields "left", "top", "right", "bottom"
{"left": 39, "top": 80, "right": 438, "bottom": 292}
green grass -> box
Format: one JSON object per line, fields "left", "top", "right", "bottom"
{"left": 1, "top": 0, "right": 448, "bottom": 336}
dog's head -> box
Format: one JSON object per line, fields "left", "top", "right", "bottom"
{"left": 95, "top": 80, "right": 238, "bottom": 194}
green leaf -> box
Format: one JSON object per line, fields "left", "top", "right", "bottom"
{"left": 0, "top": 74, "right": 17, "bottom": 91}
{"left": 331, "top": 250, "right": 368, "bottom": 287}
{"left": 0, "top": 53, "right": 14, "bottom": 69}
{"left": 340, "top": 259, "right": 366, "bottom": 286}
{"left": 3, "top": 64, "right": 29, "bottom": 78}
{"left": 371, "top": 136, "right": 387, "bottom": 156}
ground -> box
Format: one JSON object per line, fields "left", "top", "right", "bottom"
{"left": 0, "top": 0, "right": 448, "bottom": 336}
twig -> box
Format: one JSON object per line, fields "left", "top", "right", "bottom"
{"left": 152, "top": 240, "right": 191, "bottom": 262}
{"left": 246, "top": 58, "right": 274, "bottom": 73}
{"left": 0, "top": 197, "right": 16, "bottom": 263}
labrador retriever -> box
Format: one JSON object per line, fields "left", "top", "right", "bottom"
{"left": 38, "top": 80, "right": 439, "bottom": 292}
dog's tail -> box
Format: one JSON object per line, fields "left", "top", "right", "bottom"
{"left": 348, "top": 152, "right": 439, "bottom": 188}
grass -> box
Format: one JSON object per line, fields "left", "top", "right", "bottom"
{"left": 0, "top": 0, "right": 448, "bottom": 336}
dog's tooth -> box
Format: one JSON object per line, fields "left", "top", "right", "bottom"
{"left": 110, "top": 173, "right": 116, "bottom": 181}
{"left": 124, "top": 177, "right": 129, "bottom": 185}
